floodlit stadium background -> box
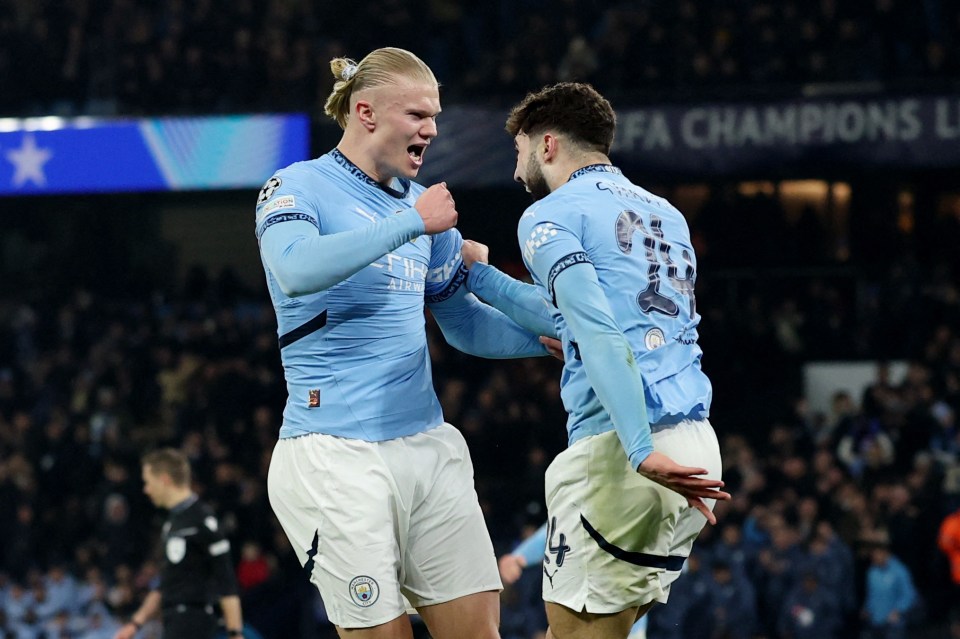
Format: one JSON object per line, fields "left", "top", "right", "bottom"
{"left": 1, "top": 2, "right": 960, "bottom": 638}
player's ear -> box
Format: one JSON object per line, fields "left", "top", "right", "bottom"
{"left": 355, "top": 99, "right": 376, "bottom": 131}
{"left": 542, "top": 133, "right": 559, "bottom": 162}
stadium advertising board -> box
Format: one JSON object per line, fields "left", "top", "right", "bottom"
{"left": 417, "top": 93, "right": 960, "bottom": 184}
{"left": 0, "top": 114, "right": 309, "bottom": 196}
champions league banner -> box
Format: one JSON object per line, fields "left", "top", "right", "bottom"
{"left": 2, "top": 95, "right": 957, "bottom": 194}
{"left": 418, "top": 93, "right": 960, "bottom": 184}
{"left": 0, "top": 114, "right": 309, "bottom": 196}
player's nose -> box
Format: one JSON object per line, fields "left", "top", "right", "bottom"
{"left": 421, "top": 117, "right": 437, "bottom": 139}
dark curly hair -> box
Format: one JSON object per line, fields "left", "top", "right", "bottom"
{"left": 505, "top": 82, "right": 616, "bottom": 154}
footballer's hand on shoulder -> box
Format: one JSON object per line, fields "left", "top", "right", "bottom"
{"left": 461, "top": 239, "right": 489, "bottom": 269}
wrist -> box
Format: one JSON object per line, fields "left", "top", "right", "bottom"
{"left": 129, "top": 619, "right": 143, "bottom": 630}
{"left": 465, "top": 261, "right": 487, "bottom": 289}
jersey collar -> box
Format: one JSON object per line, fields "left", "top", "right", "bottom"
{"left": 329, "top": 149, "right": 411, "bottom": 199}
{"left": 568, "top": 163, "right": 622, "bottom": 182}
{"left": 170, "top": 493, "right": 198, "bottom": 514}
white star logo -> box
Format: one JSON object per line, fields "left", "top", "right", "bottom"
{"left": 5, "top": 133, "right": 53, "bottom": 187}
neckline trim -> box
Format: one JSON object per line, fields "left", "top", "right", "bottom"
{"left": 568, "top": 163, "right": 622, "bottom": 182}
{"left": 329, "top": 149, "right": 411, "bottom": 199}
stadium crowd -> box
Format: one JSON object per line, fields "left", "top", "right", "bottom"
{"left": 0, "top": 0, "right": 959, "bottom": 116}
{"left": 1, "top": 196, "right": 960, "bottom": 637}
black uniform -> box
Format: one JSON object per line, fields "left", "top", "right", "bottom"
{"left": 159, "top": 495, "right": 239, "bottom": 639}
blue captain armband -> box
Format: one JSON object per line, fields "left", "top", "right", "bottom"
{"left": 425, "top": 263, "right": 468, "bottom": 304}
{"left": 547, "top": 252, "right": 591, "bottom": 305}
{"left": 257, "top": 212, "right": 319, "bottom": 239}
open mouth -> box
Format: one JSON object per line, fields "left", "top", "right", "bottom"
{"left": 407, "top": 144, "right": 427, "bottom": 165}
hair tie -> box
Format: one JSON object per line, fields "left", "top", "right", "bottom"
{"left": 341, "top": 64, "right": 358, "bottom": 81}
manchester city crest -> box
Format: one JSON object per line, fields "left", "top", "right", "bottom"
{"left": 644, "top": 328, "right": 666, "bottom": 350}
{"left": 348, "top": 575, "right": 379, "bottom": 607}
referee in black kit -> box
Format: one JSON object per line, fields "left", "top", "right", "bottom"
{"left": 114, "top": 448, "right": 244, "bottom": 639}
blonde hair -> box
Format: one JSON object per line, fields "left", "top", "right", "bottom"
{"left": 324, "top": 47, "right": 438, "bottom": 129}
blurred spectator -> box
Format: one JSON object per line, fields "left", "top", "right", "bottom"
{"left": 556, "top": 35, "right": 598, "bottom": 83}
{"left": 95, "top": 493, "right": 137, "bottom": 572}
{"left": 836, "top": 417, "right": 895, "bottom": 482}
{"left": 647, "top": 552, "right": 711, "bottom": 639}
{"left": 236, "top": 541, "right": 270, "bottom": 593}
{"left": 707, "top": 559, "right": 757, "bottom": 639}
{"left": 710, "top": 521, "right": 751, "bottom": 581}
{"left": 939, "top": 506, "right": 960, "bottom": 638}
{"left": 862, "top": 532, "right": 919, "bottom": 639}
{"left": 499, "top": 582, "right": 546, "bottom": 639}
{"left": 755, "top": 516, "right": 804, "bottom": 636}
{"left": 778, "top": 571, "right": 841, "bottom": 639}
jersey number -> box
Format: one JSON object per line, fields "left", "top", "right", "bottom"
{"left": 615, "top": 210, "right": 696, "bottom": 317}
{"left": 545, "top": 516, "right": 570, "bottom": 567}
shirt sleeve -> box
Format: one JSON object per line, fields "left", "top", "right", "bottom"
{"left": 466, "top": 263, "right": 558, "bottom": 338}
{"left": 198, "top": 513, "right": 239, "bottom": 598}
{"left": 256, "top": 172, "right": 425, "bottom": 297}
{"left": 429, "top": 284, "right": 549, "bottom": 359}
{"left": 520, "top": 213, "right": 654, "bottom": 469}
{"left": 512, "top": 523, "right": 547, "bottom": 566}
{"left": 424, "top": 228, "right": 467, "bottom": 304}
{"left": 426, "top": 229, "right": 548, "bottom": 358}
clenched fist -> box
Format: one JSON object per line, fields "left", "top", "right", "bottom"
{"left": 415, "top": 182, "right": 458, "bottom": 234}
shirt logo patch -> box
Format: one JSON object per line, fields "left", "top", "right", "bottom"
{"left": 261, "top": 195, "right": 296, "bottom": 217}
{"left": 257, "top": 176, "right": 281, "bottom": 204}
{"left": 349, "top": 576, "right": 380, "bottom": 607}
{"left": 308, "top": 389, "right": 320, "bottom": 408}
{"left": 166, "top": 537, "right": 186, "bottom": 564}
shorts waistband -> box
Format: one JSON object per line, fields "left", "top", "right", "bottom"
{"left": 650, "top": 415, "right": 709, "bottom": 433}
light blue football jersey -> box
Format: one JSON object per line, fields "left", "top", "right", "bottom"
{"left": 517, "top": 164, "right": 712, "bottom": 447}
{"left": 255, "top": 150, "right": 466, "bottom": 441}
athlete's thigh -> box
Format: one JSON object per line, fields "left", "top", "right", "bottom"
{"left": 416, "top": 590, "right": 499, "bottom": 639}
{"left": 267, "top": 434, "right": 408, "bottom": 629}
{"left": 543, "top": 431, "right": 685, "bottom": 614}
{"left": 399, "top": 424, "right": 502, "bottom": 609}
{"left": 545, "top": 601, "right": 639, "bottom": 639}
{"left": 654, "top": 420, "right": 723, "bottom": 557}
{"left": 654, "top": 419, "right": 723, "bottom": 595}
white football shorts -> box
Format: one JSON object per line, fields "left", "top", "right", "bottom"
{"left": 267, "top": 423, "right": 502, "bottom": 628}
{"left": 542, "top": 419, "right": 722, "bottom": 613}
